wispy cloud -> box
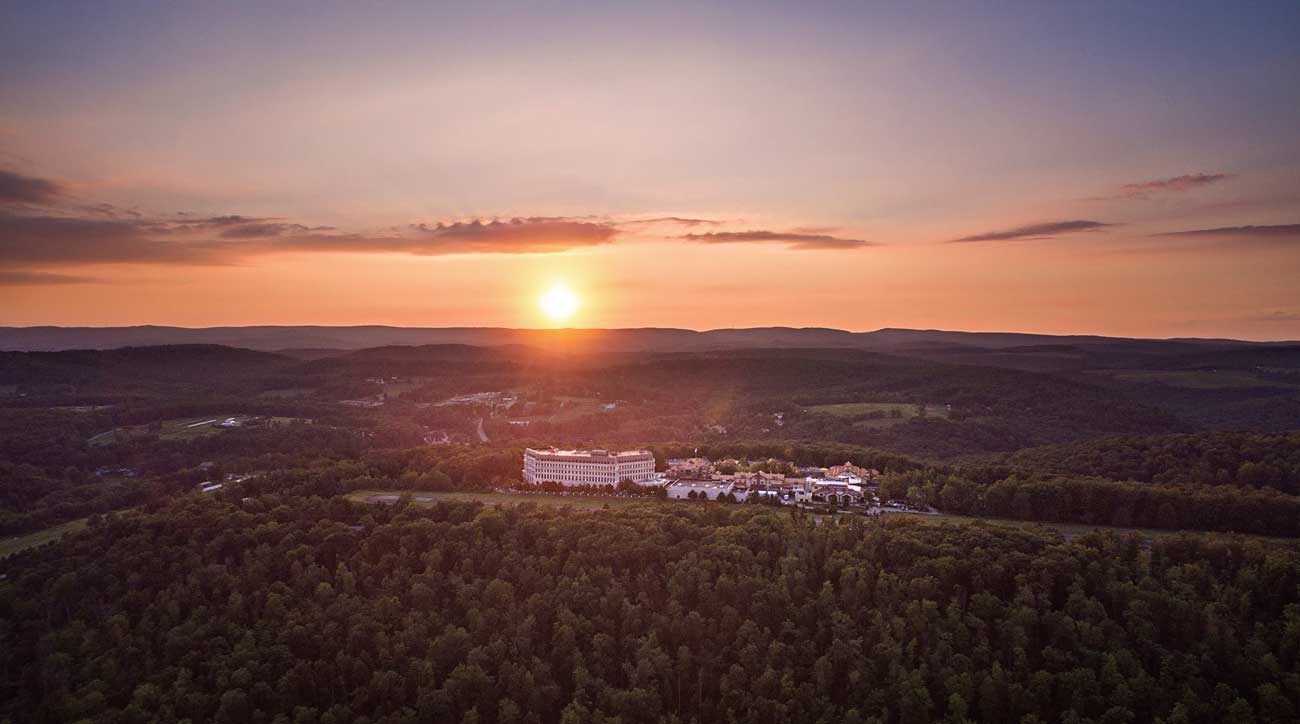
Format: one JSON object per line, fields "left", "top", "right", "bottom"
{"left": 403, "top": 218, "right": 619, "bottom": 253}
{"left": 621, "top": 216, "right": 723, "bottom": 227}
{"left": 0, "top": 168, "right": 868, "bottom": 279}
{"left": 80, "top": 202, "right": 143, "bottom": 219}
{"left": 0, "top": 270, "right": 95, "bottom": 286}
{"left": 261, "top": 218, "right": 621, "bottom": 256}
{"left": 221, "top": 222, "right": 324, "bottom": 239}
{"left": 0, "top": 170, "right": 625, "bottom": 266}
{"left": 0, "top": 213, "right": 214, "bottom": 265}
{"left": 679, "top": 230, "right": 873, "bottom": 250}
{"left": 1152, "top": 224, "right": 1300, "bottom": 241}
{"left": 1093, "top": 172, "right": 1236, "bottom": 201}
{"left": 950, "top": 220, "right": 1113, "bottom": 243}
{"left": 0, "top": 212, "right": 622, "bottom": 267}
{"left": 172, "top": 215, "right": 336, "bottom": 239}
{"left": 1246, "top": 310, "right": 1300, "bottom": 323}
{"left": 0, "top": 169, "right": 64, "bottom": 205}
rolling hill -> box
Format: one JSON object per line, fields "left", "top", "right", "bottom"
{"left": 1, "top": 324, "right": 1293, "bottom": 354}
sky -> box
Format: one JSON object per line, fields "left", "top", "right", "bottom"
{"left": 2, "top": 1, "right": 1299, "bottom": 339}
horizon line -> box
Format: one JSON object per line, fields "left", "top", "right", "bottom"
{"left": 0, "top": 323, "right": 1296, "bottom": 346}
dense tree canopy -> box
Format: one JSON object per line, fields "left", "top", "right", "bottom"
{"left": 3, "top": 343, "right": 1299, "bottom": 723}
{"left": 1003, "top": 432, "right": 1300, "bottom": 493}
{"left": 3, "top": 499, "right": 1299, "bottom": 723}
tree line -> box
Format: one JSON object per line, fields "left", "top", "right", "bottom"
{"left": 1002, "top": 431, "right": 1300, "bottom": 494}
{"left": 3, "top": 498, "right": 1299, "bottom": 723}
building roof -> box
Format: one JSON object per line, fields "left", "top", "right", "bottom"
{"left": 669, "top": 479, "right": 733, "bottom": 490}
{"left": 526, "top": 447, "right": 653, "bottom": 460}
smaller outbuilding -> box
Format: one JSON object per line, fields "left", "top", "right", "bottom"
{"left": 666, "top": 479, "right": 735, "bottom": 501}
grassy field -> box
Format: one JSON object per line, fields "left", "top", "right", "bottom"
{"left": 879, "top": 510, "right": 1298, "bottom": 546}
{"left": 49, "top": 404, "right": 113, "bottom": 413}
{"left": 806, "top": 401, "right": 948, "bottom": 427}
{"left": 512, "top": 396, "right": 612, "bottom": 424}
{"left": 87, "top": 429, "right": 121, "bottom": 446}
{"left": 382, "top": 380, "right": 429, "bottom": 398}
{"left": 550, "top": 396, "right": 609, "bottom": 420}
{"left": 88, "top": 427, "right": 154, "bottom": 446}
{"left": 346, "top": 489, "right": 661, "bottom": 510}
{"left": 893, "top": 511, "right": 1163, "bottom": 540}
{"left": 157, "top": 416, "right": 244, "bottom": 440}
{"left": 0, "top": 518, "right": 89, "bottom": 558}
{"left": 267, "top": 416, "right": 312, "bottom": 425}
{"left": 258, "top": 388, "right": 316, "bottom": 399}
{"left": 91, "top": 414, "right": 265, "bottom": 445}
{"left": 808, "top": 401, "right": 947, "bottom": 417}
{"left": 1096, "top": 369, "right": 1296, "bottom": 390}
{"left": 345, "top": 490, "right": 1299, "bottom": 547}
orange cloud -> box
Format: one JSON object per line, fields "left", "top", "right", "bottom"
{"left": 619, "top": 216, "right": 724, "bottom": 227}
{"left": 0, "top": 270, "right": 94, "bottom": 286}
{"left": 2, "top": 169, "right": 880, "bottom": 274}
{"left": 679, "top": 230, "right": 873, "bottom": 250}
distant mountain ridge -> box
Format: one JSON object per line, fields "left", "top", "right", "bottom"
{"left": 0, "top": 324, "right": 1293, "bottom": 354}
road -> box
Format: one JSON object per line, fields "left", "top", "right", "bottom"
{"left": 475, "top": 417, "right": 489, "bottom": 442}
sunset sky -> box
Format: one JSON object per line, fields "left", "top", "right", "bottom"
{"left": 2, "top": 1, "right": 1299, "bottom": 338}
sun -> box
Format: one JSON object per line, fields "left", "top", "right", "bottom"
{"left": 539, "top": 283, "right": 579, "bottom": 323}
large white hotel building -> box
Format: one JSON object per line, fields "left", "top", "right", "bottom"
{"left": 522, "top": 447, "right": 657, "bottom": 487}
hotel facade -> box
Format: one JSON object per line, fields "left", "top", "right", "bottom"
{"left": 522, "top": 447, "right": 657, "bottom": 487}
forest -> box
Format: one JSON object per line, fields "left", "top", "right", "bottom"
{"left": 877, "top": 469, "right": 1300, "bottom": 538}
{"left": 3, "top": 500, "right": 1299, "bottom": 723}
{"left": 2, "top": 339, "right": 1300, "bottom": 721}
{"left": 1002, "top": 432, "right": 1300, "bottom": 493}
{"left": 5, "top": 342, "right": 1288, "bottom": 462}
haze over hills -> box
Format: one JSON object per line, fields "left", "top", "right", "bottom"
{"left": 4, "top": 334, "right": 1298, "bottom": 458}
{"left": 1, "top": 324, "right": 1294, "bottom": 356}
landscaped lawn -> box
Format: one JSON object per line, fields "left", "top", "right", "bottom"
{"left": 806, "top": 402, "right": 948, "bottom": 427}
{"left": 90, "top": 414, "right": 270, "bottom": 445}
{"left": 344, "top": 489, "right": 1300, "bottom": 547}
{"left": 345, "top": 489, "right": 664, "bottom": 510}
{"left": 0, "top": 518, "right": 89, "bottom": 558}
{"left": 1092, "top": 369, "right": 1296, "bottom": 390}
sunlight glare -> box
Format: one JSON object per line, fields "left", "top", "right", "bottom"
{"left": 539, "top": 283, "right": 579, "bottom": 322}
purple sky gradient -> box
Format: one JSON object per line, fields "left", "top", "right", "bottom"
{"left": 1, "top": 1, "right": 1298, "bottom": 337}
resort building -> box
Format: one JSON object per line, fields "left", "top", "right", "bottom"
{"left": 809, "top": 480, "right": 870, "bottom": 507}
{"left": 523, "top": 447, "right": 657, "bottom": 487}
{"left": 711, "top": 471, "right": 793, "bottom": 485}
{"left": 666, "top": 479, "right": 735, "bottom": 500}
{"left": 665, "top": 457, "right": 715, "bottom": 477}
{"left": 827, "top": 462, "right": 878, "bottom": 483}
